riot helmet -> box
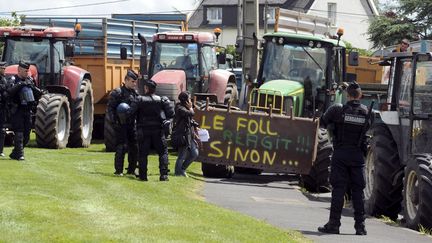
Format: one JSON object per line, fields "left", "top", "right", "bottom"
{"left": 116, "top": 102, "right": 131, "bottom": 124}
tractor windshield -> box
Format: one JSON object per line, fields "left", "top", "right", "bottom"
{"left": 3, "top": 38, "right": 64, "bottom": 76}
{"left": 151, "top": 42, "right": 199, "bottom": 79}
{"left": 261, "top": 41, "right": 328, "bottom": 88}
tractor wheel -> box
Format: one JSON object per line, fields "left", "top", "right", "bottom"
{"left": 301, "top": 128, "right": 332, "bottom": 192}
{"left": 35, "top": 94, "right": 71, "bottom": 149}
{"left": 103, "top": 114, "right": 116, "bottom": 152}
{"left": 403, "top": 154, "right": 432, "bottom": 230}
{"left": 364, "top": 125, "right": 404, "bottom": 221}
{"left": 68, "top": 79, "right": 94, "bottom": 147}
{"left": 224, "top": 82, "right": 238, "bottom": 106}
{"left": 234, "top": 167, "right": 262, "bottom": 175}
{"left": 202, "top": 162, "right": 234, "bottom": 178}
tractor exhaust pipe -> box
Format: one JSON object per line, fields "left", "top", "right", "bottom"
{"left": 138, "top": 33, "right": 148, "bottom": 95}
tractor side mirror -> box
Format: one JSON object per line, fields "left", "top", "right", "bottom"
{"left": 217, "top": 52, "right": 226, "bottom": 65}
{"left": 348, "top": 51, "right": 359, "bottom": 66}
{"left": 235, "top": 39, "right": 244, "bottom": 54}
{"left": 65, "top": 44, "right": 75, "bottom": 57}
{"left": 120, "top": 47, "right": 128, "bottom": 60}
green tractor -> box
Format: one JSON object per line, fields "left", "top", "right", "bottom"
{"left": 247, "top": 30, "right": 350, "bottom": 192}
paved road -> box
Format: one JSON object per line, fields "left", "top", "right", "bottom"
{"left": 203, "top": 173, "right": 432, "bottom": 243}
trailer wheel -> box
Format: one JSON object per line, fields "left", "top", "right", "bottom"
{"left": 35, "top": 94, "right": 71, "bottom": 149}
{"left": 68, "top": 79, "right": 94, "bottom": 147}
{"left": 364, "top": 125, "right": 403, "bottom": 221}
{"left": 103, "top": 114, "right": 116, "bottom": 152}
{"left": 224, "top": 82, "right": 238, "bottom": 106}
{"left": 403, "top": 154, "right": 432, "bottom": 230}
{"left": 300, "top": 128, "right": 332, "bottom": 192}
{"left": 202, "top": 163, "right": 234, "bottom": 178}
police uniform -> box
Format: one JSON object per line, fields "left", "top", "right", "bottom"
{"left": 0, "top": 62, "right": 8, "bottom": 156}
{"left": 131, "top": 80, "right": 174, "bottom": 181}
{"left": 106, "top": 70, "right": 139, "bottom": 176}
{"left": 7, "top": 61, "right": 42, "bottom": 160}
{"left": 318, "top": 82, "right": 369, "bottom": 235}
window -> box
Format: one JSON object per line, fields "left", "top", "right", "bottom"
{"left": 201, "top": 45, "right": 217, "bottom": 76}
{"left": 265, "top": 7, "right": 276, "bottom": 24}
{"left": 413, "top": 61, "right": 432, "bottom": 114}
{"left": 328, "top": 3, "right": 337, "bottom": 26}
{"left": 399, "top": 60, "right": 413, "bottom": 114}
{"left": 207, "top": 7, "right": 222, "bottom": 24}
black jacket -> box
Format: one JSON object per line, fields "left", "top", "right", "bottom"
{"left": 132, "top": 94, "right": 174, "bottom": 130}
{"left": 0, "top": 74, "right": 8, "bottom": 104}
{"left": 321, "top": 100, "right": 369, "bottom": 149}
{"left": 107, "top": 85, "right": 138, "bottom": 124}
{"left": 174, "top": 103, "right": 196, "bottom": 146}
{"left": 7, "top": 75, "right": 42, "bottom": 109}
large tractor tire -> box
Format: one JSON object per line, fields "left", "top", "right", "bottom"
{"left": 234, "top": 167, "right": 262, "bottom": 175}
{"left": 403, "top": 154, "right": 432, "bottom": 230}
{"left": 301, "top": 128, "right": 332, "bottom": 193}
{"left": 103, "top": 114, "right": 116, "bottom": 152}
{"left": 364, "top": 125, "right": 404, "bottom": 221}
{"left": 202, "top": 163, "right": 234, "bottom": 178}
{"left": 35, "top": 94, "right": 71, "bottom": 149}
{"left": 224, "top": 82, "right": 238, "bottom": 106}
{"left": 68, "top": 79, "right": 94, "bottom": 148}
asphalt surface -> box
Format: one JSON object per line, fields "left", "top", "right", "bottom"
{"left": 202, "top": 173, "right": 432, "bottom": 243}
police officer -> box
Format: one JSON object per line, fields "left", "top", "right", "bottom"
{"left": 132, "top": 80, "right": 174, "bottom": 181}
{"left": 318, "top": 81, "right": 370, "bottom": 235}
{"left": 106, "top": 69, "right": 139, "bottom": 176}
{"left": 7, "top": 60, "right": 42, "bottom": 160}
{"left": 0, "top": 62, "right": 8, "bottom": 157}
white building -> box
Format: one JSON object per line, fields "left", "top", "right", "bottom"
{"left": 188, "top": 0, "right": 379, "bottom": 50}
{"left": 307, "top": 0, "right": 379, "bottom": 49}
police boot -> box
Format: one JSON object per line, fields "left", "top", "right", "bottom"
{"left": 159, "top": 175, "right": 169, "bottom": 181}
{"left": 318, "top": 222, "right": 340, "bottom": 234}
{"left": 355, "top": 222, "right": 367, "bottom": 235}
{"left": 0, "top": 129, "right": 5, "bottom": 157}
{"left": 10, "top": 132, "right": 24, "bottom": 161}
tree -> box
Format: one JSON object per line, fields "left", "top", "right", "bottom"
{"left": 368, "top": 0, "right": 432, "bottom": 48}
{"left": 343, "top": 41, "right": 373, "bottom": 56}
{"left": 0, "top": 12, "right": 21, "bottom": 27}
{"left": 0, "top": 13, "right": 22, "bottom": 55}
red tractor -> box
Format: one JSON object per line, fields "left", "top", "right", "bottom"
{"left": 104, "top": 31, "right": 237, "bottom": 152}
{"left": 0, "top": 25, "right": 94, "bottom": 148}
{"left": 146, "top": 31, "right": 237, "bottom": 104}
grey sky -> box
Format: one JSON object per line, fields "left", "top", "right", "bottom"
{"left": 0, "top": 0, "right": 199, "bottom": 17}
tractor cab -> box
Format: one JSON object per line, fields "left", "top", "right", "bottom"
{"left": 377, "top": 52, "right": 432, "bottom": 160}
{"left": 0, "top": 26, "right": 78, "bottom": 88}
{"left": 249, "top": 8, "right": 348, "bottom": 118}
{"left": 253, "top": 32, "right": 346, "bottom": 117}
{"left": 148, "top": 32, "right": 227, "bottom": 101}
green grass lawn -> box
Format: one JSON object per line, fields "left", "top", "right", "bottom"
{"left": 0, "top": 138, "right": 309, "bottom": 242}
